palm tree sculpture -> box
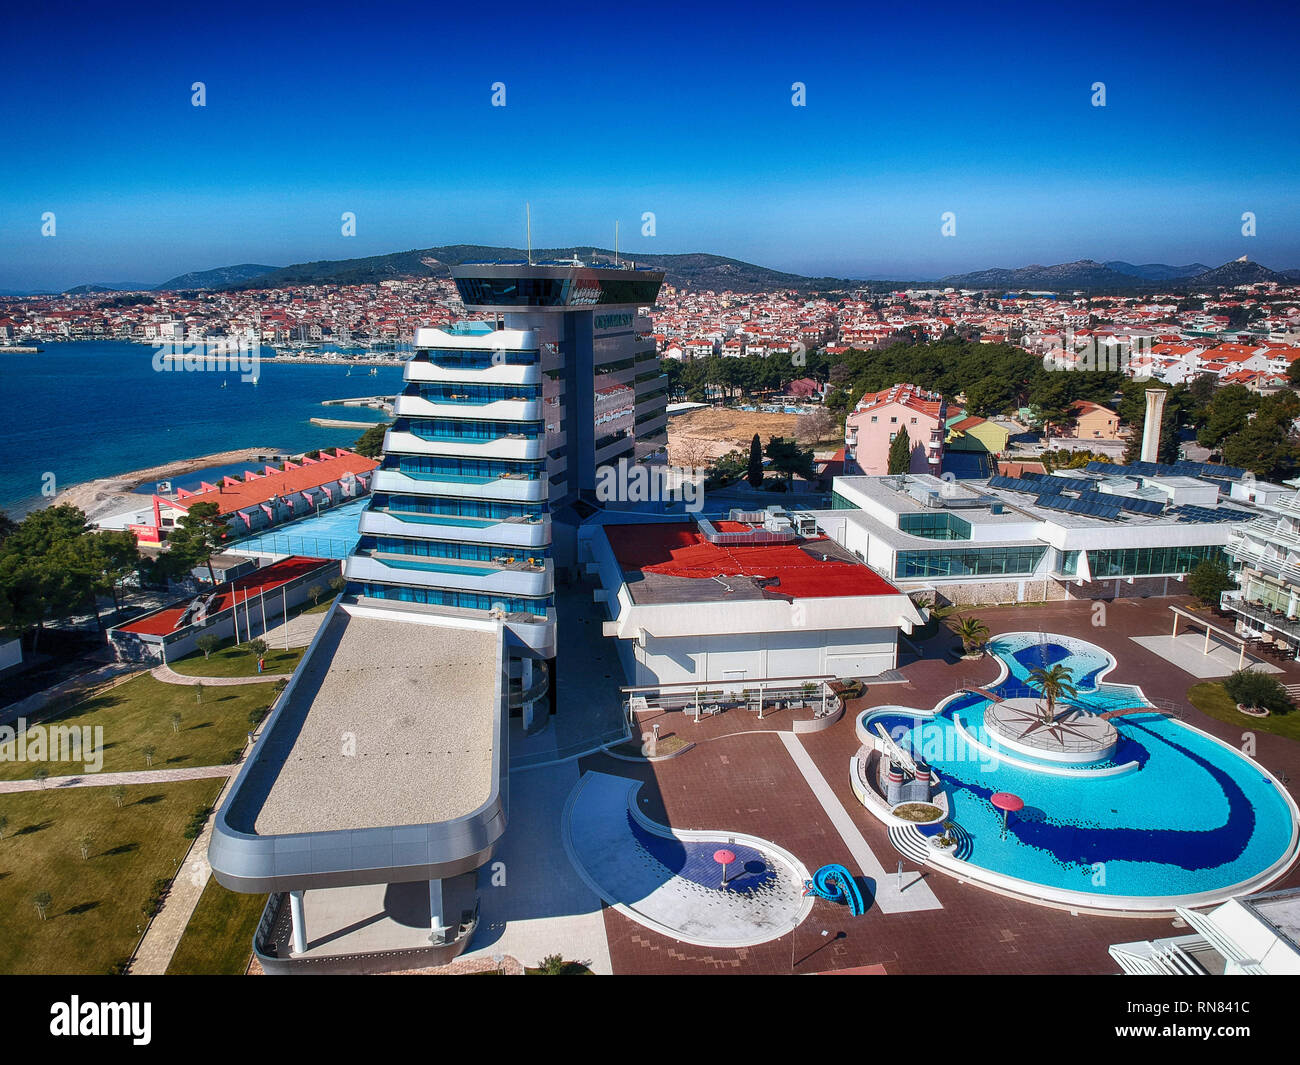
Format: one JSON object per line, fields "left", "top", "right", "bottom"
{"left": 947, "top": 615, "right": 989, "bottom": 656}
{"left": 1027, "top": 663, "right": 1077, "bottom": 724}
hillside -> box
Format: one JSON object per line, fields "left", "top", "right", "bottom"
{"left": 223, "top": 245, "right": 863, "bottom": 293}
{"left": 154, "top": 263, "right": 279, "bottom": 290}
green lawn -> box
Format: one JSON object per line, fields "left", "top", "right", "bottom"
{"left": 0, "top": 779, "right": 223, "bottom": 974}
{"left": 1187, "top": 682, "right": 1300, "bottom": 742}
{"left": 166, "top": 878, "right": 265, "bottom": 975}
{"left": 169, "top": 639, "right": 306, "bottom": 678}
{"left": 0, "top": 673, "right": 278, "bottom": 780}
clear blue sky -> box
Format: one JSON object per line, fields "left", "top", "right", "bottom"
{"left": 3, "top": 0, "right": 1298, "bottom": 290}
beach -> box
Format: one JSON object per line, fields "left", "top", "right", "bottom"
{"left": 53, "top": 445, "right": 283, "bottom": 524}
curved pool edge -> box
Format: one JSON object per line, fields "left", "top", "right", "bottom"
{"left": 850, "top": 633, "right": 1300, "bottom": 915}
{"left": 561, "top": 770, "right": 815, "bottom": 948}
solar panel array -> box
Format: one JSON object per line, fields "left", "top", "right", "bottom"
{"left": 1044, "top": 474, "right": 1095, "bottom": 493}
{"left": 1034, "top": 493, "right": 1124, "bottom": 520}
{"left": 1167, "top": 505, "right": 1254, "bottom": 523}
{"left": 1084, "top": 460, "right": 1248, "bottom": 481}
{"left": 989, "top": 475, "right": 1052, "bottom": 494}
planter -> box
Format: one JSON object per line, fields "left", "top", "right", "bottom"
{"left": 1236, "top": 703, "right": 1271, "bottom": 718}
{"left": 891, "top": 801, "right": 945, "bottom": 828}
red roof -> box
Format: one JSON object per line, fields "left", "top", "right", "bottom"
{"left": 165, "top": 450, "right": 377, "bottom": 517}
{"left": 116, "top": 556, "right": 334, "bottom": 636}
{"left": 604, "top": 522, "right": 898, "bottom": 600}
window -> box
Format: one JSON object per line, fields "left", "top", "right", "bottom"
{"left": 870, "top": 416, "right": 878, "bottom": 423}
{"left": 894, "top": 545, "right": 1046, "bottom": 579}
{"left": 910, "top": 417, "right": 917, "bottom": 424}
{"left": 891, "top": 416, "right": 898, "bottom": 424}
{"left": 1087, "top": 544, "right": 1225, "bottom": 578}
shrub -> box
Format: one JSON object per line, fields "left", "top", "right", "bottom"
{"left": 1223, "top": 670, "right": 1294, "bottom": 714}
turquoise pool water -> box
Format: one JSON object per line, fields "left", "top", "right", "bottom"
{"left": 865, "top": 632, "right": 1297, "bottom": 901}
{"left": 226, "top": 497, "right": 367, "bottom": 559}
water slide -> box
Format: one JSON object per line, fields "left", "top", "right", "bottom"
{"left": 804, "top": 864, "right": 866, "bottom": 916}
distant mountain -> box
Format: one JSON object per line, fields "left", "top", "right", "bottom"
{"left": 154, "top": 263, "right": 278, "bottom": 290}
{"left": 1103, "top": 261, "right": 1211, "bottom": 281}
{"left": 1187, "top": 258, "right": 1286, "bottom": 287}
{"left": 64, "top": 281, "right": 157, "bottom": 294}
{"left": 939, "top": 259, "right": 1139, "bottom": 290}
{"left": 223, "top": 245, "right": 863, "bottom": 293}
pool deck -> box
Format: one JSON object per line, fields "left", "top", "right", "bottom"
{"left": 581, "top": 595, "right": 1300, "bottom": 975}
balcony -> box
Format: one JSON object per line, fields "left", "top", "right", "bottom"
{"left": 393, "top": 394, "right": 542, "bottom": 422}
{"left": 358, "top": 507, "right": 551, "bottom": 548}
{"left": 1226, "top": 537, "right": 1300, "bottom": 585}
{"left": 346, "top": 552, "right": 554, "bottom": 598}
{"left": 1221, "top": 592, "right": 1300, "bottom": 644}
{"left": 384, "top": 429, "right": 544, "bottom": 461}
{"left": 370, "top": 468, "right": 546, "bottom": 502}
{"left": 406, "top": 359, "right": 539, "bottom": 386}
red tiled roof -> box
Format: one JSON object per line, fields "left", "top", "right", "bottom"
{"left": 604, "top": 523, "right": 899, "bottom": 600}
{"left": 166, "top": 450, "right": 377, "bottom": 517}
{"left": 116, "top": 556, "right": 334, "bottom": 636}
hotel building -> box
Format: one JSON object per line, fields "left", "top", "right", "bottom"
{"left": 209, "top": 259, "right": 669, "bottom": 971}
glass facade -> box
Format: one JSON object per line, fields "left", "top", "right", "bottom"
{"left": 400, "top": 417, "right": 543, "bottom": 441}
{"left": 351, "top": 581, "right": 552, "bottom": 618}
{"left": 895, "top": 545, "right": 1046, "bottom": 579}
{"left": 373, "top": 493, "right": 542, "bottom": 522}
{"left": 358, "top": 535, "right": 550, "bottom": 562}
{"left": 406, "top": 382, "right": 539, "bottom": 404}
{"left": 1086, "top": 544, "right": 1226, "bottom": 578}
{"left": 1057, "top": 549, "right": 1081, "bottom": 576}
{"left": 382, "top": 455, "right": 543, "bottom": 481}
{"left": 899, "top": 512, "right": 972, "bottom": 540}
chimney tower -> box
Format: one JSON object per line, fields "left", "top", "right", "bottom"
{"left": 1140, "top": 389, "right": 1167, "bottom": 464}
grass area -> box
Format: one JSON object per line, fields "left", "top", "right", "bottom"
{"left": 0, "top": 779, "right": 223, "bottom": 974}
{"left": 1188, "top": 682, "right": 1300, "bottom": 742}
{"left": 166, "top": 878, "right": 265, "bottom": 975}
{"left": 893, "top": 802, "right": 944, "bottom": 823}
{"left": 169, "top": 638, "right": 306, "bottom": 678}
{"left": 0, "top": 673, "right": 278, "bottom": 780}
{"left": 301, "top": 599, "right": 332, "bottom": 615}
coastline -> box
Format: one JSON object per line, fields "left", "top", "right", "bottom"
{"left": 50, "top": 445, "right": 286, "bottom": 524}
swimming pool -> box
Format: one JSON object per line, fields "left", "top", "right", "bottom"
{"left": 225, "top": 496, "right": 367, "bottom": 559}
{"left": 858, "top": 632, "right": 1299, "bottom": 908}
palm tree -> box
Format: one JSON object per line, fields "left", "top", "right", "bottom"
{"left": 1028, "top": 664, "right": 1076, "bottom": 723}
{"left": 947, "top": 615, "right": 989, "bottom": 656}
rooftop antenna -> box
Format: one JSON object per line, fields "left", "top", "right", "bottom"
{"left": 526, "top": 202, "right": 533, "bottom": 266}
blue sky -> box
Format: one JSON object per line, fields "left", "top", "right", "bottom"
{"left": 2, "top": 0, "right": 1298, "bottom": 289}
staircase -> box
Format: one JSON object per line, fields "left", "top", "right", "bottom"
{"left": 887, "top": 825, "right": 932, "bottom": 864}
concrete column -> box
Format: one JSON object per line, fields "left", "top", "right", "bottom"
{"left": 429, "top": 879, "right": 452, "bottom": 945}
{"left": 521, "top": 658, "right": 540, "bottom": 732}
{"left": 289, "top": 890, "right": 307, "bottom": 955}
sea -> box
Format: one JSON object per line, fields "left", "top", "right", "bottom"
{"left": 0, "top": 341, "right": 405, "bottom": 516}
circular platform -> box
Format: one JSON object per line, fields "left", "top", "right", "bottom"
{"left": 983, "top": 697, "right": 1118, "bottom": 764}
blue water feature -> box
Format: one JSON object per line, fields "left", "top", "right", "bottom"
{"left": 626, "top": 813, "right": 778, "bottom": 895}
{"left": 225, "top": 496, "right": 368, "bottom": 559}
{"left": 863, "top": 632, "right": 1296, "bottom": 900}
{"left": 804, "top": 864, "right": 866, "bottom": 915}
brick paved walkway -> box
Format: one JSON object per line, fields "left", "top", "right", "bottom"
{"left": 588, "top": 596, "right": 1300, "bottom": 975}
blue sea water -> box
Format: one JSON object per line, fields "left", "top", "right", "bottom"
{"left": 0, "top": 341, "right": 403, "bottom": 515}
{"left": 865, "top": 632, "right": 1296, "bottom": 899}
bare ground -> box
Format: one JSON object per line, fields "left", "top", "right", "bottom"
{"left": 667, "top": 407, "right": 839, "bottom": 466}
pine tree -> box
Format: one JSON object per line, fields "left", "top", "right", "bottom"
{"left": 747, "top": 433, "right": 763, "bottom": 487}
{"left": 887, "top": 426, "right": 912, "bottom": 474}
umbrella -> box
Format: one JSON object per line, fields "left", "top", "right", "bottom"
{"left": 714, "top": 848, "right": 737, "bottom": 886}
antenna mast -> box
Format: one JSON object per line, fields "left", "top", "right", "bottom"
{"left": 526, "top": 202, "right": 533, "bottom": 265}
{"left": 614, "top": 220, "right": 620, "bottom": 265}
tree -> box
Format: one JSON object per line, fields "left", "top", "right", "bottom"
{"left": 764, "top": 437, "right": 815, "bottom": 483}
{"left": 329, "top": 575, "right": 347, "bottom": 595}
{"left": 194, "top": 682, "right": 203, "bottom": 705}
{"left": 196, "top": 633, "right": 221, "bottom": 660}
{"left": 1188, "top": 560, "right": 1234, "bottom": 608}
{"left": 76, "top": 833, "right": 95, "bottom": 859}
{"left": 1028, "top": 664, "right": 1077, "bottom": 723}
{"left": 109, "top": 785, "right": 127, "bottom": 809}
{"left": 247, "top": 637, "right": 268, "bottom": 657}
{"left": 32, "top": 891, "right": 52, "bottom": 921}
{"left": 170, "top": 712, "right": 182, "bottom": 734}
{"left": 167, "top": 501, "right": 227, "bottom": 585}
{"left": 746, "top": 434, "right": 763, "bottom": 487}
{"left": 33, "top": 766, "right": 49, "bottom": 788}
{"left": 887, "top": 426, "right": 911, "bottom": 474}
{"left": 947, "top": 615, "right": 988, "bottom": 655}
{"left": 1224, "top": 669, "right": 1294, "bottom": 714}
{"left": 796, "top": 407, "right": 835, "bottom": 446}
{"left": 353, "top": 422, "right": 391, "bottom": 459}
{"left": 307, "top": 583, "right": 325, "bottom": 606}
{"left": 141, "top": 744, "right": 157, "bottom": 767}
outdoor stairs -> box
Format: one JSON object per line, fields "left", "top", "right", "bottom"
{"left": 1285, "top": 684, "right": 1300, "bottom": 703}
{"left": 887, "top": 825, "right": 932, "bottom": 865}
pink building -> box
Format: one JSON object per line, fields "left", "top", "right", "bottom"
{"left": 844, "top": 383, "right": 946, "bottom": 475}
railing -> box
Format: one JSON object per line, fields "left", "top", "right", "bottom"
{"left": 229, "top": 534, "right": 358, "bottom": 558}
{"left": 1222, "top": 594, "right": 1300, "bottom": 641}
